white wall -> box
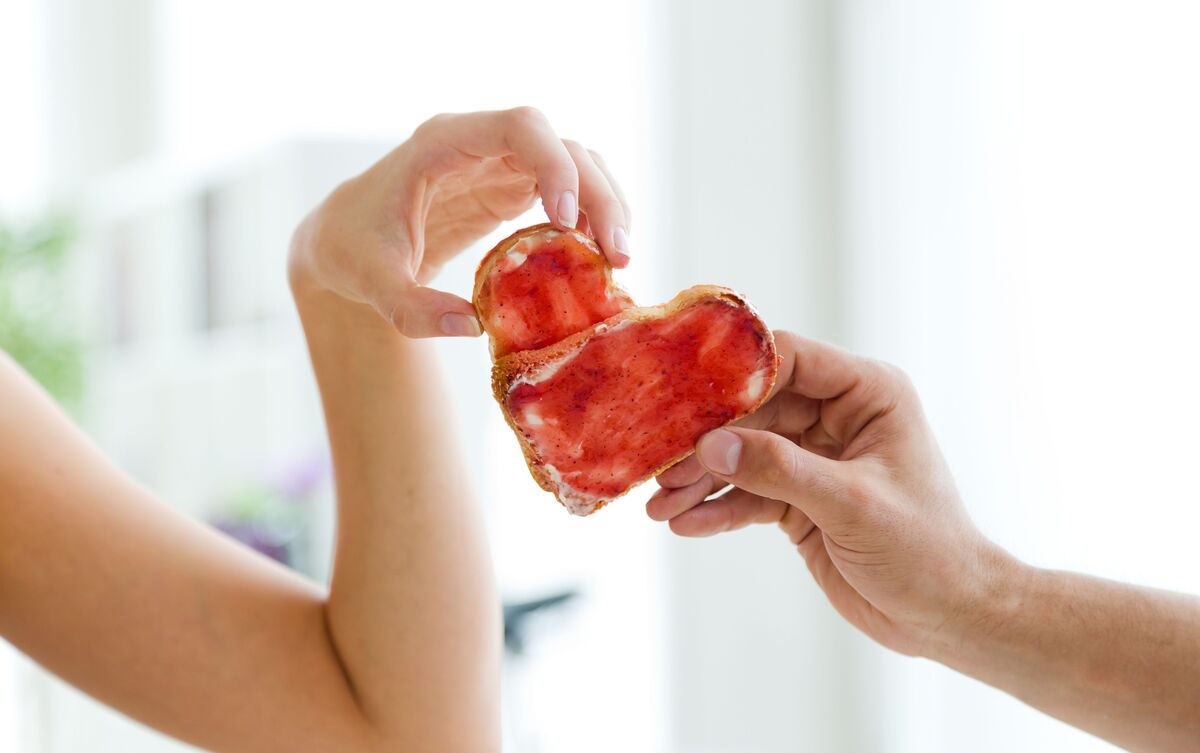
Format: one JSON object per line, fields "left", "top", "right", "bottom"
{"left": 656, "top": 2, "right": 870, "bottom": 752}
{"left": 0, "top": 0, "right": 49, "bottom": 213}
{"left": 841, "top": 1, "right": 1200, "bottom": 751}
{"left": 0, "top": 0, "right": 45, "bottom": 745}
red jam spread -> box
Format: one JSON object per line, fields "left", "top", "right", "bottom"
{"left": 504, "top": 297, "right": 776, "bottom": 514}
{"left": 475, "top": 227, "right": 633, "bottom": 357}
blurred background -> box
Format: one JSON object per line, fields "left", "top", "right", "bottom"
{"left": 1, "top": 1, "right": 1199, "bottom": 751}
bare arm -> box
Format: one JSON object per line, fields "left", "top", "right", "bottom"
{"left": 649, "top": 332, "right": 1200, "bottom": 752}
{"left": 0, "top": 352, "right": 374, "bottom": 752}
{"left": 0, "top": 108, "right": 631, "bottom": 753}
{"left": 290, "top": 279, "right": 501, "bottom": 749}
{"left": 933, "top": 564, "right": 1200, "bottom": 752}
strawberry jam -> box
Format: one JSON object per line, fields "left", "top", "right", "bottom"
{"left": 503, "top": 295, "right": 776, "bottom": 514}
{"left": 475, "top": 226, "right": 634, "bottom": 357}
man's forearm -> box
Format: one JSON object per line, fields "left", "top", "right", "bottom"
{"left": 295, "top": 286, "right": 501, "bottom": 751}
{"left": 928, "top": 556, "right": 1200, "bottom": 752}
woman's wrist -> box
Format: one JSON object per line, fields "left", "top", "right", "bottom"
{"left": 287, "top": 208, "right": 397, "bottom": 336}
{"left": 287, "top": 206, "right": 323, "bottom": 293}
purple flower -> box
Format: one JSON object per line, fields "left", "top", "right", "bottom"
{"left": 213, "top": 519, "right": 292, "bottom": 565}
{"left": 273, "top": 447, "right": 330, "bottom": 500}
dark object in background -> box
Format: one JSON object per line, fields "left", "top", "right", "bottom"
{"left": 503, "top": 590, "right": 579, "bottom": 656}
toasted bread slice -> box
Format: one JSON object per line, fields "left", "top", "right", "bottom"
{"left": 474, "top": 223, "right": 634, "bottom": 358}
{"left": 491, "top": 285, "right": 778, "bottom": 515}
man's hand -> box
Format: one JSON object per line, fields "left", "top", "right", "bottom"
{"left": 647, "top": 331, "right": 1011, "bottom": 657}
{"left": 650, "top": 331, "right": 1200, "bottom": 753}
{"left": 288, "top": 107, "right": 632, "bottom": 338}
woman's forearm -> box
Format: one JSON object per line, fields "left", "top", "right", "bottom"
{"left": 294, "top": 282, "right": 500, "bottom": 752}
{"left": 929, "top": 558, "right": 1200, "bottom": 752}
{"left": 279, "top": 109, "right": 627, "bottom": 752}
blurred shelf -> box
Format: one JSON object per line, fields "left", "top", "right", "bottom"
{"left": 66, "top": 140, "right": 391, "bottom": 552}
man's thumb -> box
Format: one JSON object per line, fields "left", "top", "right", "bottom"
{"left": 696, "top": 427, "right": 850, "bottom": 522}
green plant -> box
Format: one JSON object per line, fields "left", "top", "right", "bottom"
{"left": 0, "top": 216, "right": 84, "bottom": 408}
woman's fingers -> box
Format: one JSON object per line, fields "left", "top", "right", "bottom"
{"left": 410, "top": 109, "right": 631, "bottom": 267}
{"left": 562, "top": 140, "right": 631, "bottom": 267}
{"left": 412, "top": 108, "right": 580, "bottom": 231}
{"left": 588, "top": 149, "right": 631, "bottom": 234}
{"left": 666, "top": 487, "right": 789, "bottom": 538}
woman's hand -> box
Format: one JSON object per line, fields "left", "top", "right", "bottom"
{"left": 284, "top": 108, "right": 639, "bottom": 750}
{"left": 288, "top": 107, "right": 632, "bottom": 338}
{"left": 646, "top": 332, "right": 1011, "bottom": 658}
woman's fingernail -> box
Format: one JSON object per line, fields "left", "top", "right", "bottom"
{"left": 440, "top": 313, "right": 482, "bottom": 337}
{"left": 613, "top": 226, "right": 630, "bottom": 253}
{"left": 612, "top": 227, "right": 630, "bottom": 266}
{"left": 557, "top": 191, "right": 578, "bottom": 229}
{"left": 697, "top": 429, "right": 742, "bottom": 475}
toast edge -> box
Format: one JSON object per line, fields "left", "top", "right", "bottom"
{"left": 490, "top": 285, "right": 779, "bottom": 515}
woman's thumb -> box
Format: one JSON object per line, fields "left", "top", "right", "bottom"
{"left": 380, "top": 284, "right": 482, "bottom": 339}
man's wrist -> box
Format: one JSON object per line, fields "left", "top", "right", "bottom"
{"left": 921, "top": 543, "right": 1034, "bottom": 669}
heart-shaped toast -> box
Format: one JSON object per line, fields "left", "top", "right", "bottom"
{"left": 475, "top": 224, "right": 778, "bottom": 516}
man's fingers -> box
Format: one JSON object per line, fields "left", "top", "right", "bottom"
{"left": 667, "top": 488, "right": 789, "bottom": 538}
{"left": 778, "top": 505, "right": 816, "bottom": 547}
{"left": 695, "top": 426, "right": 856, "bottom": 527}
{"left": 656, "top": 394, "right": 819, "bottom": 491}
{"left": 770, "top": 331, "right": 868, "bottom": 401}
{"left": 740, "top": 391, "right": 822, "bottom": 436}
{"left": 656, "top": 455, "right": 707, "bottom": 489}
{"left": 380, "top": 283, "right": 481, "bottom": 339}
{"left": 771, "top": 330, "right": 916, "bottom": 447}
{"left": 562, "top": 140, "right": 630, "bottom": 267}
{"left": 412, "top": 108, "right": 579, "bottom": 231}
{"left": 646, "top": 473, "right": 727, "bottom": 521}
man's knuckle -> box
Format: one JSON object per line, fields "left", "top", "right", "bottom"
{"left": 841, "top": 476, "right": 877, "bottom": 509}
{"left": 888, "top": 363, "right": 915, "bottom": 390}
{"left": 774, "top": 330, "right": 801, "bottom": 353}
{"left": 756, "top": 438, "right": 799, "bottom": 489}
{"left": 870, "top": 359, "right": 913, "bottom": 392}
